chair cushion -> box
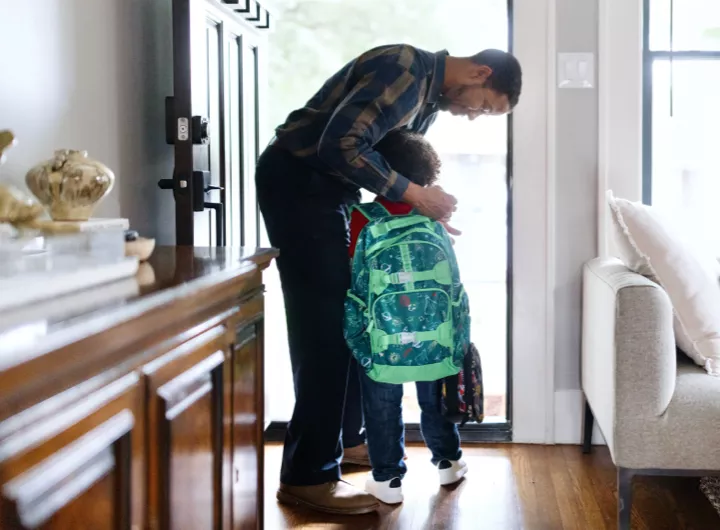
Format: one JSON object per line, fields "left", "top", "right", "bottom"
{"left": 615, "top": 359, "right": 720, "bottom": 470}
{"left": 607, "top": 190, "right": 720, "bottom": 376}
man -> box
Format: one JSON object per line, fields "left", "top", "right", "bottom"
{"left": 256, "top": 45, "right": 522, "bottom": 515}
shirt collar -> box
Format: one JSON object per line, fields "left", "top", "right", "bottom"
{"left": 427, "top": 50, "right": 448, "bottom": 104}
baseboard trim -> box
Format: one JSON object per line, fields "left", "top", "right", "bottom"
{"left": 265, "top": 391, "right": 606, "bottom": 446}
{"left": 554, "top": 389, "right": 605, "bottom": 445}
{"left": 264, "top": 421, "right": 512, "bottom": 444}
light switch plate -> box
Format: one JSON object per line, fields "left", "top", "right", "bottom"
{"left": 557, "top": 52, "right": 594, "bottom": 88}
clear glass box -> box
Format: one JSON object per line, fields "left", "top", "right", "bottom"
{"left": 0, "top": 228, "right": 126, "bottom": 278}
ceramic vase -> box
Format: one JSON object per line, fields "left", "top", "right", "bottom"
{"left": 25, "top": 149, "right": 115, "bottom": 221}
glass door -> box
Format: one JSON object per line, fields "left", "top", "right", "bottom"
{"left": 264, "top": 0, "right": 512, "bottom": 440}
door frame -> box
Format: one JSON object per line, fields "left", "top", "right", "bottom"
{"left": 266, "top": 0, "right": 536, "bottom": 444}
{"left": 264, "top": 0, "right": 560, "bottom": 445}
{"left": 171, "top": 0, "right": 195, "bottom": 245}
{"left": 509, "top": 0, "right": 557, "bottom": 444}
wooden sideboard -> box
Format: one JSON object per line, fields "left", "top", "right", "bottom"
{"left": 0, "top": 246, "right": 276, "bottom": 530}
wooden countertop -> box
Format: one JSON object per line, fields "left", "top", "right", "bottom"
{"left": 0, "top": 246, "right": 277, "bottom": 373}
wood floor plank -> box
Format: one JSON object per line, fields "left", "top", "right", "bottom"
{"left": 524, "top": 445, "right": 564, "bottom": 530}
{"left": 583, "top": 446, "right": 619, "bottom": 528}
{"left": 561, "top": 445, "right": 607, "bottom": 530}
{"left": 265, "top": 443, "right": 720, "bottom": 530}
{"left": 547, "top": 445, "right": 588, "bottom": 530}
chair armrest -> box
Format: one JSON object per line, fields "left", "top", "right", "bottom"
{"left": 582, "top": 258, "right": 676, "bottom": 447}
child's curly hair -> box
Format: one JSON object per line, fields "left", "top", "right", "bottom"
{"left": 375, "top": 129, "right": 441, "bottom": 187}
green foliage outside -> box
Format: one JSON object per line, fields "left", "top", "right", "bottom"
{"left": 266, "top": 0, "right": 508, "bottom": 131}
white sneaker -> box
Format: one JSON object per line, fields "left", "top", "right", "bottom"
{"left": 437, "top": 459, "right": 468, "bottom": 486}
{"left": 365, "top": 475, "right": 404, "bottom": 504}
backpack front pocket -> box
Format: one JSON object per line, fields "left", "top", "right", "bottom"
{"left": 451, "top": 288, "right": 471, "bottom": 366}
{"left": 370, "top": 288, "right": 452, "bottom": 367}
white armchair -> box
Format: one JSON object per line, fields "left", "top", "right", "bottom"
{"left": 582, "top": 257, "right": 720, "bottom": 529}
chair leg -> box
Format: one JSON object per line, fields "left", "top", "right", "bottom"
{"left": 617, "top": 467, "right": 634, "bottom": 530}
{"left": 582, "top": 397, "right": 594, "bottom": 454}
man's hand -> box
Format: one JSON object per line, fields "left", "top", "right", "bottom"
{"left": 403, "top": 183, "right": 457, "bottom": 221}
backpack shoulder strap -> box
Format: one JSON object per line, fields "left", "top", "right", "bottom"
{"left": 352, "top": 202, "right": 391, "bottom": 221}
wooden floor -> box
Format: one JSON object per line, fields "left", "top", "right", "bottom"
{"left": 264, "top": 443, "right": 719, "bottom": 530}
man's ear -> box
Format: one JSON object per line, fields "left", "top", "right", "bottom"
{"left": 466, "top": 64, "right": 492, "bottom": 83}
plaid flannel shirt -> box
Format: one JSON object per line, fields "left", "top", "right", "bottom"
{"left": 273, "top": 45, "right": 447, "bottom": 201}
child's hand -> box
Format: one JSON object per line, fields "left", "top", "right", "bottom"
{"left": 439, "top": 218, "right": 461, "bottom": 244}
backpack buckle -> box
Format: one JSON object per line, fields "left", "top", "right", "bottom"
{"left": 394, "top": 271, "right": 412, "bottom": 284}
{"left": 399, "top": 332, "right": 416, "bottom": 344}
{"left": 370, "top": 270, "right": 391, "bottom": 295}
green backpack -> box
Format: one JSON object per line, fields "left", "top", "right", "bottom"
{"left": 343, "top": 202, "right": 470, "bottom": 384}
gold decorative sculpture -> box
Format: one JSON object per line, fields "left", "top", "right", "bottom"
{"left": 0, "top": 131, "right": 79, "bottom": 234}
{"left": 0, "top": 184, "right": 44, "bottom": 226}
{"left": 25, "top": 149, "right": 115, "bottom": 221}
{"left": 0, "top": 130, "right": 17, "bottom": 165}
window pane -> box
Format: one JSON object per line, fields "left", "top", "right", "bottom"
{"left": 649, "top": 0, "right": 720, "bottom": 51}
{"left": 242, "top": 44, "right": 259, "bottom": 248}
{"left": 650, "top": 59, "right": 720, "bottom": 251}
{"left": 226, "top": 36, "right": 242, "bottom": 248}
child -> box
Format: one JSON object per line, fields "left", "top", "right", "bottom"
{"left": 348, "top": 129, "right": 467, "bottom": 504}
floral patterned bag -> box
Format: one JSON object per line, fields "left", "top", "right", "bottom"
{"left": 440, "top": 342, "right": 485, "bottom": 425}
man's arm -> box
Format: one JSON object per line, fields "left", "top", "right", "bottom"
{"left": 316, "top": 54, "right": 420, "bottom": 201}
{"left": 317, "top": 48, "right": 457, "bottom": 220}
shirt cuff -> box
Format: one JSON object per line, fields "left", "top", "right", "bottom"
{"left": 385, "top": 173, "right": 410, "bottom": 202}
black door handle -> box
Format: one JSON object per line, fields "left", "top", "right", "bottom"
{"left": 158, "top": 171, "right": 224, "bottom": 246}
{"left": 158, "top": 178, "right": 174, "bottom": 190}
{"left": 204, "top": 202, "right": 225, "bottom": 246}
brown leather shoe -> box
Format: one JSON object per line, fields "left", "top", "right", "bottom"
{"left": 277, "top": 480, "right": 379, "bottom": 515}
{"left": 342, "top": 444, "right": 408, "bottom": 467}
{"left": 342, "top": 444, "right": 371, "bottom": 467}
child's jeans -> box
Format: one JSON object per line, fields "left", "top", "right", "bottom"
{"left": 360, "top": 373, "right": 462, "bottom": 482}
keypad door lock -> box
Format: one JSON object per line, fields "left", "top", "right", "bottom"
{"left": 164, "top": 97, "right": 210, "bottom": 145}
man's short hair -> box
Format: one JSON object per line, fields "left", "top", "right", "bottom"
{"left": 375, "top": 129, "right": 441, "bottom": 188}
{"left": 471, "top": 49, "right": 522, "bottom": 108}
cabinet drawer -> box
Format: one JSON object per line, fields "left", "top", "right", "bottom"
{"left": 143, "top": 325, "right": 231, "bottom": 530}
{"left": 0, "top": 374, "right": 143, "bottom": 530}
{"left": 231, "top": 321, "right": 263, "bottom": 530}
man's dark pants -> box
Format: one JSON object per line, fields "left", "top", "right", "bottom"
{"left": 256, "top": 145, "right": 365, "bottom": 486}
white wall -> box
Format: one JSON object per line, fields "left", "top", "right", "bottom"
{"left": 553, "top": 0, "right": 599, "bottom": 393}
{"left": 0, "top": 0, "right": 175, "bottom": 244}
{"left": 510, "top": 0, "right": 604, "bottom": 443}
{"left": 551, "top": 0, "right": 644, "bottom": 444}
{"left": 512, "top": 0, "right": 603, "bottom": 443}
